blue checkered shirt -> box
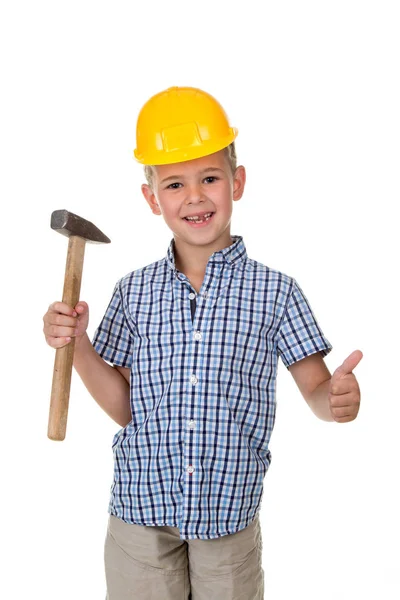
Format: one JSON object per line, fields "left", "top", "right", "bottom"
{"left": 92, "top": 235, "right": 332, "bottom": 540}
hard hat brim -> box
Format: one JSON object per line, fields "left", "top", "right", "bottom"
{"left": 134, "top": 128, "right": 238, "bottom": 166}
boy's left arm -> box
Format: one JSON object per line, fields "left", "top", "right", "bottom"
{"left": 288, "top": 350, "right": 363, "bottom": 422}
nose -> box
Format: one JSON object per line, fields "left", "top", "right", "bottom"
{"left": 185, "top": 182, "right": 204, "bottom": 204}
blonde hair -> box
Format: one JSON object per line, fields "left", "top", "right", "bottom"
{"left": 143, "top": 141, "right": 237, "bottom": 189}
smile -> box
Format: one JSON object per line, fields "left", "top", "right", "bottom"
{"left": 183, "top": 212, "right": 215, "bottom": 227}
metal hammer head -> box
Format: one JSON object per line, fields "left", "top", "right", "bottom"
{"left": 51, "top": 209, "right": 111, "bottom": 244}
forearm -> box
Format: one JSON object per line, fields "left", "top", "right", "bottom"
{"left": 306, "top": 378, "right": 335, "bottom": 422}
{"left": 73, "top": 333, "right": 131, "bottom": 427}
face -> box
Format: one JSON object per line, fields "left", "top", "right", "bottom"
{"left": 141, "top": 149, "right": 246, "bottom": 249}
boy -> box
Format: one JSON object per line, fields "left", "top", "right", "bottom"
{"left": 43, "top": 86, "right": 362, "bottom": 599}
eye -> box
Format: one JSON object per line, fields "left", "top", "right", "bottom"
{"left": 203, "top": 176, "right": 218, "bottom": 184}
{"left": 166, "top": 182, "right": 182, "bottom": 189}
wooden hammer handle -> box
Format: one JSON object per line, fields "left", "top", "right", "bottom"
{"left": 48, "top": 235, "right": 86, "bottom": 441}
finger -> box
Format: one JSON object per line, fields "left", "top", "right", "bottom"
{"left": 46, "top": 336, "right": 72, "bottom": 349}
{"left": 329, "top": 392, "right": 358, "bottom": 407}
{"left": 330, "top": 405, "right": 355, "bottom": 418}
{"left": 330, "top": 378, "right": 358, "bottom": 395}
{"left": 44, "top": 324, "right": 77, "bottom": 338}
{"left": 45, "top": 313, "right": 78, "bottom": 328}
{"left": 333, "top": 415, "right": 354, "bottom": 423}
{"left": 48, "top": 301, "right": 78, "bottom": 317}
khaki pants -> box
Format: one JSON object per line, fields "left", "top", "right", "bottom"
{"left": 104, "top": 513, "right": 264, "bottom": 599}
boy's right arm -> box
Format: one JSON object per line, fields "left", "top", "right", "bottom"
{"left": 73, "top": 333, "right": 132, "bottom": 427}
{"left": 43, "top": 301, "right": 132, "bottom": 428}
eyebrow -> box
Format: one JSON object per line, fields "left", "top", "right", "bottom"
{"left": 160, "top": 167, "right": 224, "bottom": 185}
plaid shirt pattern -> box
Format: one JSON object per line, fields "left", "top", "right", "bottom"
{"left": 92, "top": 235, "right": 332, "bottom": 540}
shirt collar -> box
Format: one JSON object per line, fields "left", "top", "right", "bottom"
{"left": 166, "top": 235, "right": 247, "bottom": 273}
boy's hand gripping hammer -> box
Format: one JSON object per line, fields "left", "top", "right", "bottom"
{"left": 48, "top": 210, "right": 110, "bottom": 441}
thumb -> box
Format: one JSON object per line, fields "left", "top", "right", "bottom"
{"left": 333, "top": 349, "right": 363, "bottom": 380}
{"left": 75, "top": 301, "right": 89, "bottom": 313}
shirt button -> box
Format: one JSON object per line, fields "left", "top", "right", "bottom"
{"left": 194, "top": 331, "right": 202, "bottom": 341}
{"left": 203, "top": 291, "right": 208, "bottom": 298}
{"left": 189, "top": 420, "right": 195, "bottom": 429}
{"left": 187, "top": 465, "right": 195, "bottom": 474}
{"left": 190, "top": 374, "right": 198, "bottom": 385}
{"left": 188, "top": 292, "right": 196, "bottom": 300}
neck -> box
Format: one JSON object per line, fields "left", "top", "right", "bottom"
{"left": 173, "top": 233, "right": 234, "bottom": 276}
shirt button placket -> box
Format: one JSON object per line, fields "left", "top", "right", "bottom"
{"left": 184, "top": 281, "right": 210, "bottom": 524}
{"left": 187, "top": 374, "right": 198, "bottom": 484}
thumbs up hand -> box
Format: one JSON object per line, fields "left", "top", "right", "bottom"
{"left": 329, "top": 350, "right": 363, "bottom": 423}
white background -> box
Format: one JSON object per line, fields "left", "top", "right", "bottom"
{"left": 1, "top": 1, "right": 399, "bottom": 598}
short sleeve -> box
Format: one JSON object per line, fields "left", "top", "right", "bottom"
{"left": 91, "top": 280, "right": 135, "bottom": 368}
{"left": 275, "top": 278, "right": 333, "bottom": 369}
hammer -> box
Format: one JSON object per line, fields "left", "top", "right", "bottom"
{"left": 48, "top": 209, "right": 110, "bottom": 441}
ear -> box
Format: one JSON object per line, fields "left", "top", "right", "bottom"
{"left": 232, "top": 165, "right": 246, "bottom": 201}
{"left": 141, "top": 184, "right": 161, "bottom": 215}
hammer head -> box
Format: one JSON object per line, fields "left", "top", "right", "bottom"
{"left": 51, "top": 210, "right": 111, "bottom": 244}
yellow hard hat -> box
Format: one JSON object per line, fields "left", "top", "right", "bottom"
{"left": 133, "top": 86, "right": 238, "bottom": 165}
